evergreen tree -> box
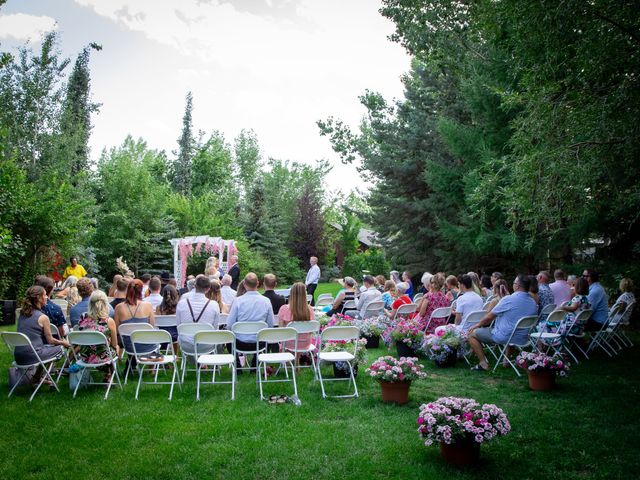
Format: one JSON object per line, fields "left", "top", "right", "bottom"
{"left": 291, "top": 183, "right": 327, "bottom": 270}
{"left": 234, "top": 129, "right": 261, "bottom": 197}
{"left": 173, "top": 91, "right": 194, "bottom": 196}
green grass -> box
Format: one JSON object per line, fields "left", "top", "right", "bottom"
{"left": 1, "top": 285, "right": 639, "bottom": 479}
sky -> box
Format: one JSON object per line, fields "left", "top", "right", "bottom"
{"left": 0, "top": 0, "right": 410, "bottom": 192}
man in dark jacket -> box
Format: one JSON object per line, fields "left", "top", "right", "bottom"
{"left": 228, "top": 255, "right": 240, "bottom": 290}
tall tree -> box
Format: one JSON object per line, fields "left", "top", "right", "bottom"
{"left": 291, "top": 183, "right": 327, "bottom": 270}
{"left": 173, "top": 91, "right": 194, "bottom": 196}
{"left": 234, "top": 129, "right": 261, "bottom": 197}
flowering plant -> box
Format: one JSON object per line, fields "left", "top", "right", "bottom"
{"left": 422, "top": 325, "right": 467, "bottom": 357}
{"left": 323, "top": 338, "right": 368, "bottom": 365}
{"left": 354, "top": 315, "right": 386, "bottom": 337}
{"left": 366, "top": 356, "right": 427, "bottom": 382}
{"left": 321, "top": 313, "right": 355, "bottom": 331}
{"left": 417, "top": 397, "right": 511, "bottom": 446}
{"left": 390, "top": 319, "right": 425, "bottom": 348}
{"left": 515, "top": 352, "right": 570, "bottom": 376}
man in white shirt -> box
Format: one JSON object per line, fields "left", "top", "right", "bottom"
{"left": 220, "top": 274, "right": 236, "bottom": 307}
{"left": 305, "top": 256, "right": 321, "bottom": 306}
{"left": 176, "top": 276, "right": 220, "bottom": 354}
{"left": 549, "top": 269, "right": 572, "bottom": 306}
{"left": 454, "top": 274, "right": 484, "bottom": 330}
{"left": 146, "top": 276, "right": 163, "bottom": 311}
{"left": 357, "top": 275, "right": 382, "bottom": 319}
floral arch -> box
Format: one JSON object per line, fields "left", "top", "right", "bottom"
{"left": 169, "top": 236, "right": 238, "bottom": 288}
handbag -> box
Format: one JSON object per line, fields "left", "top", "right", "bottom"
{"left": 8, "top": 366, "right": 35, "bottom": 389}
{"left": 68, "top": 363, "right": 89, "bottom": 390}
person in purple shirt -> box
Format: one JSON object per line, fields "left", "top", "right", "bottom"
{"left": 549, "top": 269, "right": 572, "bottom": 306}
{"left": 467, "top": 274, "right": 538, "bottom": 371}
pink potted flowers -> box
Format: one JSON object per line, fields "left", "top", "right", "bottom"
{"left": 515, "top": 352, "right": 570, "bottom": 391}
{"left": 366, "top": 356, "right": 427, "bottom": 404}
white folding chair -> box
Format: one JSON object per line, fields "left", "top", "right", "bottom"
{"left": 458, "top": 311, "right": 486, "bottom": 364}
{"left": 155, "top": 314, "right": 178, "bottom": 351}
{"left": 315, "top": 297, "right": 334, "bottom": 308}
{"left": 539, "top": 303, "right": 557, "bottom": 321}
{"left": 130, "top": 329, "right": 181, "bottom": 400}
{"left": 341, "top": 299, "right": 357, "bottom": 316}
{"left": 177, "top": 323, "right": 216, "bottom": 382}
{"left": 1, "top": 332, "right": 62, "bottom": 401}
{"left": 413, "top": 292, "right": 424, "bottom": 304}
{"left": 256, "top": 327, "right": 299, "bottom": 401}
{"left": 288, "top": 320, "right": 320, "bottom": 377}
{"left": 361, "top": 300, "right": 385, "bottom": 319}
{"left": 529, "top": 310, "right": 581, "bottom": 364}
{"left": 317, "top": 293, "right": 333, "bottom": 302}
{"left": 491, "top": 315, "right": 539, "bottom": 376}
{"left": 193, "top": 330, "right": 236, "bottom": 400}
{"left": 586, "top": 306, "right": 624, "bottom": 357}
{"left": 317, "top": 326, "right": 360, "bottom": 399}
{"left": 52, "top": 298, "right": 68, "bottom": 310}
{"left": 565, "top": 310, "right": 594, "bottom": 359}
{"left": 49, "top": 324, "right": 71, "bottom": 382}
{"left": 616, "top": 301, "right": 635, "bottom": 347}
{"left": 393, "top": 303, "right": 417, "bottom": 321}
{"left": 231, "top": 321, "right": 268, "bottom": 373}
{"left": 67, "top": 331, "right": 122, "bottom": 399}
{"left": 424, "top": 306, "right": 452, "bottom": 333}
{"left": 118, "top": 322, "right": 155, "bottom": 384}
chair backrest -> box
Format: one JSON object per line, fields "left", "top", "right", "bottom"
{"left": 177, "top": 323, "right": 215, "bottom": 336}
{"left": 460, "top": 310, "right": 485, "bottom": 331}
{"left": 506, "top": 315, "right": 538, "bottom": 346}
{"left": 231, "top": 321, "right": 268, "bottom": 335}
{"left": 321, "top": 326, "right": 359, "bottom": 342}
{"left": 68, "top": 330, "right": 109, "bottom": 347}
{"left": 193, "top": 330, "right": 235, "bottom": 356}
{"left": 289, "top": 320, "right": 320, "bottom": 335}
{"left": 49, "top": 324, "right": 61, "bottom": 338}
{"left": 1, "top": 331, "right": 33, "bottom": 349}
{"left": 155, "top": 315, "right": 177, "bottom": 328}
{"left": 363, "top": 301, "right": 385, "bottom": 318}
{"left": 429, "top": 306, "right": 452, "bottom": 320}
{"left": 413, "top": 293, "right": 424, "bottom": 304}
{"left": 15, "top": 307, "right": 22, "bottom": 322}
{"left": 317, "top": 293, "right": 333, "bottom": 302}
{"left": 450, "top": 299, "right": 458, "bottom": 311}
{"left": 315, "top": 297, "right": 333, "bottom": 307}
{"left": 540, "top": 303, "right": 556, "bottom": 317}
{"left": 395, "top": 303, "right": 417, "bottom": 319}
{"left": 342, "top": 300, "right": 357, "bottom": 311}
{"left": 545, "top": 309, "right": 565, "bottom": 325}
{"left": 257, "top": 327, "right": 297, "bottom": 344}
{"left": 118, "top": 322, "right": 154, "bottom": 337}
{"left": 52, "top": 298, "right": 68, "bottom": 308}
{"left": 130, "top": 329, "right": 171, "bottom": 355}
{"left": 605, "top": 304, "right": 624, "bottom": 327}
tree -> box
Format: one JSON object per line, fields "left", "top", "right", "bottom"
{"left": 291, "top": 183, "right": 327, "bottom": 271}
{"left": 173, "top": 91, "right": 194, "bottom": 196}
{"left": 234, "top": 129, "right": 262, "bottom": 197}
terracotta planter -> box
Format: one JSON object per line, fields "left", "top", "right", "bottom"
{"left": 378, "top": 379, "right": 411, "bottom": 404}
{"left": 396, "top": 342, "right": 417, "bottom": 358}
{"left": 440, "top": 438, "right": 480, "bottom": 466}
{"left": 527, "top": 369, "right": 556, "bottom": 391}
{"left": 363, "top": 334, "right": 380, "bottom": 349}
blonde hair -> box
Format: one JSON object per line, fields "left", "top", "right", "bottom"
{"left": 384, "top": 280, "right": 396, "bottom": 294}
{"left": 620, "top": 277, "right": 634, "bottom": 292}
{"left": 289, "top": 282, "right": 310, "bottom": 321}
{"left": 431, "top": 273, "right": 445, "bottom": 291}
{"left": 88, "top": 290, "right": 110, "bottom": 320}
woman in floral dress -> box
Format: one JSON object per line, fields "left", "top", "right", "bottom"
{"left": 415, "top": 273, "right": 451, "bottom": 334}
{"left": 555, "top": 277, "right": 591, "bottom": 336}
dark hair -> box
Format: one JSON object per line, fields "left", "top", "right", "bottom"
{"left": 516, "top": 274, "right": 532, "bottom": 292}
{"left": 575, "top": 277, "right": 589, "bottom": 296}
{"left": 554, "top": 269, "right": 566, "bottom": 280}
{"left": 236, "top": 281, "right": 247, "bottom": 297}
{"left": 491, "top": 272, "right": 503, "bottom": 280}
{"left": 70, "top": 256, "right": 77, "bottom": 262}
{"left": 141, "top": 273, "right": 151, "bottom": 282}
{"left": 195, "top": 275, "right": 211, "bottom": 293}
{"left": 149, "top": 276, "right": 162, "bottom": 292}
{"left": 116, "top": 278, "right": 129, "bottom": 291}
{"left": 126, "top": 279, "right": 144, "bottom": 305}
{"left": 159, "top": 285, "right": 179, "bottom": 314}
{"left": 363, "top": 275, "right": 375, "bottom": 285}
{"left": 585, "top": 269, "right": 599, "bottom": 282}
{"left": 480, "top": 275, "right": 492, "bottom": 290}
{"left": 22, "top": 285, "right": 46, "bottom": 316}
{"left": 460, "top": 274, "right": 473, "bottom": 290}
{"left": 34, "top": 275, "right": 54, "bottom": 296}
{"left": 77, "top": 277, "right": 94, "bottom": 298}
{"left": 528, "top": 275, "right": 539, "bottom": 294}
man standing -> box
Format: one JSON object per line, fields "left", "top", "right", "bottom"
{"left": 220, "top": 274, "right": 237, "bottom": 307}
{"left": 467, "top": 274, "right": 537, "bottom": 371}
{"left": 356, "top": 275, "right": 382, "bottom": 318}
{"left": 227, "top": 273, "right": 274, "bottom": 369}
{"left": 536, "top": 271, "right": 556, "bottom": 314}
{"left": 305, "top": 256, "right": 320, "bottom": 306}
{"left": 453, "top": 274, "right": 485, "bottom": 329}
{"left": 584, "top": 269, "right": 609, "bottom": 331}
{"left": 549, "top": 269, "right": 572, "bottom": 306}
{"left": 262, "top": 273, "right": 286, "bottom": 315}
{"left": 62, "top": 256, "right": 87, "bottom": 280}
{"left": 228, "top": 255, "right": 240, "bottom": 291}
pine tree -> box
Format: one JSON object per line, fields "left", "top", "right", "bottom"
{"left": 291, "top": 183, "right": 326, "bottom": 270}
{"left": 174, "top": 91, "right": 194, "bottom": 196}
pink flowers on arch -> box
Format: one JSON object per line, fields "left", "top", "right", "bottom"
{"left": 417, "top": 397, "right": 511, "bottom": 446}
{"left": 366, "top": 356, "right": 428, "bottom": 383}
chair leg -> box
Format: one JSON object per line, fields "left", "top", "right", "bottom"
{"left": 196, "top": 364, "right": 201, "bottom": 401}
{"left": 135, "top": 365, "right": 145, "bottom": 400}
{"left": 169, "top": 364, "right": 177, "bottom": 401}
{"left": 348, "top": 361, "right": 359, "bottom": 397}
{"left": 72, "top": 368, "right": 85, "bottom": 399}
{"left": 318, "top": 361, "right": 327, "bottom": 398}
{"left": 8, "top": 368, "right": 27, "bottom": 398}
{"left": 231, "top": 363, "right": 236, "bottom": 401}
{"left": 258, "top": 361, "right": 264, "bottom": 400}
{"left": 290, "top": 361, "right": 299, "bottom": 399}
{"left": 104, "top": 369, "right": 115, "bottom": 400}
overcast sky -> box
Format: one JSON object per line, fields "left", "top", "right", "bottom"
{"left": 0, "top": 0, "right": 409, "bottom": 192}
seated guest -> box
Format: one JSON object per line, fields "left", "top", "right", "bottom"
{"left": 467, "top": 274, "right": 537, "bottom": 371}
{"left": 415, "top": 273, "right": 450, "bottom": 333}
{"left": 34, "top": 275, "right": 67, "bottom": 336}
{"left": 553, "top": 277, "right": 591, "bottom": 335}
{"left": 114, "top": 279, "right": 156, "bottom": 354}
{"left": 375, "top": 275, "right": 386, "bottom": 293}
{"left": 549, "top": 269, "right": 572, "bottom": 306}
{"left": 159, "top": 272, "right": 171, "bottom": 294}
{"left": 480, "top": 275, "right": 493, "bottom": 296}
{"left": 326, "top": 277, "right": 358, "bottom": 316}
{"left": 178, "top": 275, "right": 195, "bottom": 296}
{"left": 262, "top": 273, "right": 286, "bottom": 315}
{"left": 454, "top": 274, "right": 485, "bottom": 329}
{"left": 176, "top": 276, "right": 220, "bottom": 353}
{"left": 390, "top": 270, "right": 401, "bottom": 285}
{"left": 490, "top": 272, "right": 503, "bottom": 287}
{"left": 146, "top": 276, "right": 163, "bottom": 311}
{"left": 236, "top": 280, "right": 247, "bottom": 298}
{"left": 484, "top": 279, "right": 509, "bottom": 312}
{"left": 357, "top": 275, "right": 382, "bottom": 319}
{"left": 221, "top": 274, "right": 237, "bottom": 307}
{"left": 108, "top": 274, "right": 123, "bottom": 297}
{"left": 467, "top": 272, "right": 484, "bottom": 297}
{"left": 445, "top": 275, "right": 460, "bottom": 303}
{"left": 386, "top": 282, "right": 413, "bottom": 319}
{"left": 536, "top": 271, "right": 555, "bottom": 314}
{"left": 567, "top": 274, "right": 578, "bottom": 297}
{"left": 158, "top": 284, "right": 179, "bottom": 315}
{"left": 529, "top": 275, "right": 540, "bottom": 307}
{"left": 15, "top": 286, "right": 69, "bottom": 381}
{"left": 70, "top": 277, "right": 114, "bottom": 327}
{"left": 613, "top": 277, "right": 635, "bottom": 325}
{"left": 278, "top": 282, "right": 315, "bottom": 352}
{"left": 418, "top": 272, "right": 432, "bottom": 295}
{"left": 180, "top": 277, "right": 197, "bottom": 300}
{"left": 226, "top": 273, "right": 274, "bottom": 368}
{"left": 381, "top": 280, "right": 397, "bottom": 311}
{"left": 56, "top": 275, "right": 81, "bottom": 309}
{"left": 140, "top": 273, "right": 152, "bottom": 298}
{"left": 207, "top": 279, "right": 230, "bottom": 314}
{"left": 110, "top": 278, "right": 129, "bottom": 310}
{"left": 402, "top": 271, "right": 414, "bottom": 299}
{"left": 584, "top": 269, "right": 609, "bottom": 331}
{"left": 77, "top": 291, "right": 119, "bottom": 381}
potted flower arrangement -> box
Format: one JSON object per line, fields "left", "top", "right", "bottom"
{"left": 323, "top": 338, "right": 368, "bottom": 378}
{"left": 423, "top": 325, "right": 467, "bottom": 367}
{"left": 515, "top": 351, "right": 570, "bottom": 391}
{"left": 391, "top": 319, "right": 425, "bottom": 358}
{"left": 366, "top": 356, "right": 427, "bottom": 404}
{"left": 417, "top": 397, "right": 511, "bottom": 465}
{"left": 320, "top": 313, "right": 354, "bottom": 331}
{"left": 355, "top": 315, "right": 386, "bottom": 348}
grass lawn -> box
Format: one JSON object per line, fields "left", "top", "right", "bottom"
{"left": 1, "top": 284, "right": 639, "bottom": 479}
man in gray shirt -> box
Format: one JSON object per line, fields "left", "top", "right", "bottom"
{"left": 357, "top": 275, "right": 382, "bottom": 319}
{"left": 227, "top": 272, "right": 274, "bottom": 368}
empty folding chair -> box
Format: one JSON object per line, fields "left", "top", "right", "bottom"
{"left": 587, "top": 305, "right": 625, "bottom": 357}
{"left": 193, "top": 330, "right": 236, "bottom": 400}
{"left": 393, "top": 303, "right": 417, "bottom": 321}
{"left": 317, "top": 326, "right": 360, "bottom": 399}
{"left": 529, "top": 310, "right": 581, "bottom": 363}
{"left": 424, "top": 306, "right": 452, "bottom": 333}
{"left": 317, "top": 293, "right": 333, "bottom": 302}
{"left": 288, "top": 320, "right": 321, "bottom": 376}
{"left": 1, "top": 332, "right": 61, "bottom": 401}
{"left": 67, "top": 331, "right": 122, "bottom": 399}
{"left": 130, "top": 329, "right": 180, "bottom": 400}
{"left": 118, "top": 322, "right": 155, "bottom": 384}
{"left": 315, "top": 296, "right": 334, "bottom": 308}
{"left": 491, "top": 315, "right": 539, "bottom": 376}
{"left": 565, "top": 310, "right": 593, "bottom": 359}
{"left": 341, "top": 299, "right": 358, "bottom": 318}
{"left": 231, "top": 321, "right": 268, "bottom": 374}
{"left": 177, "top": 323, "right": 216, "bottom": 382}
{"left": 413, "top": 293, "right": 424, "bottom": 304}
{"left": 616, "top": 301, "right": 635, "bottom": 347}
{"left": 256, "top": 327, "right": 299, "bottom": 401}
{"left": 458, "top": 311, "right": 486, "bottom": 364}
{"left": 361, "top": 300, "right": 385, "bottom": 320}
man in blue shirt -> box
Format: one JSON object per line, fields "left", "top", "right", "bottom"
{"left": 583, "top": 269, "right": 609, "bottom": 331}
{"left": 35, "top": 275, "right": 67, "bottom": 334}
{"left": 467, "top": 274, "right": 538, "bottom": 371}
